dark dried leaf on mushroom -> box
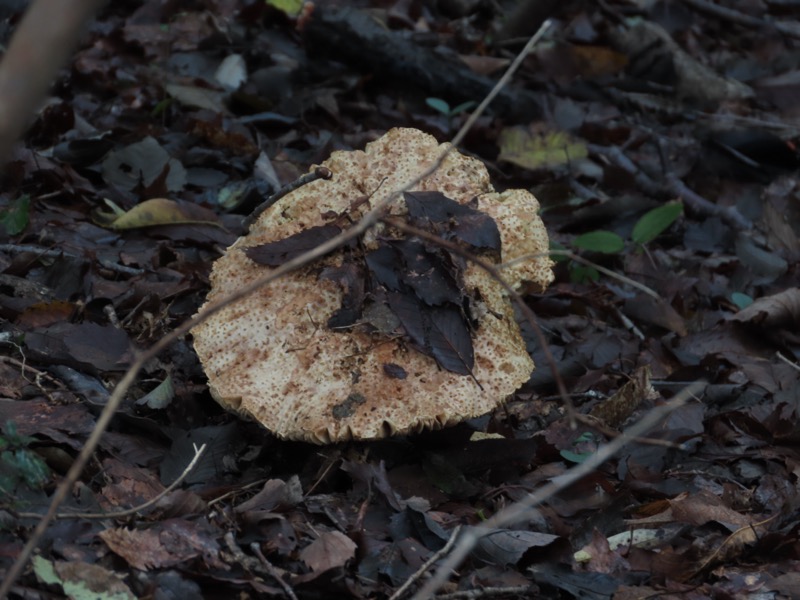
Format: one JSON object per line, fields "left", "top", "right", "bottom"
{"left": 404, "top": 190, "right": 501, "bottom": 251}
{"left": 245, "top": 224, "right": 343, "bottom": 266}
{"left": 320, "top": 261, "right": 366, "bottom": 329}
{"left": 393, "top": 238, "right": 463, "bottom": 306}
{"left": 426, "top": 305, "right": 475, "bottom": 376}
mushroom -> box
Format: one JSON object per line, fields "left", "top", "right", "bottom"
{"left": 192, "top": 128, "right": 552, "bottom": 443}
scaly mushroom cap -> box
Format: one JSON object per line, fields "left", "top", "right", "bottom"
{"left": 192, "top": 128, "right": 552, "bottom": 443}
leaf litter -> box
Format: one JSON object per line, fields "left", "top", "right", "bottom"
{"left": 0, "top": 0, "right": 799, "bottom": 598}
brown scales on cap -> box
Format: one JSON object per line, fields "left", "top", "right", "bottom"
{"left": 192, "top": 128, "right": 553, "bottom": 443}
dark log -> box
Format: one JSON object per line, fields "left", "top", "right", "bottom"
{"left": 303, "top": 6, "right": 541, "bottom": 122}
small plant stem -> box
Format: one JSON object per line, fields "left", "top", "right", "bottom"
{"left": 243, "top": 167, "right": 333, "bottom": 233}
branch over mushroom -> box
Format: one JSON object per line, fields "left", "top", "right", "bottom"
{"left": 192, "top": 128, "right": 553, "bottom": 443}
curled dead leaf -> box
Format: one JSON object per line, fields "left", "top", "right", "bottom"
{"left": 93, "top": 198, "right": 222, "bottom": 230}
{"left": 730, "top": 287, "right": 800, "bottom": 328}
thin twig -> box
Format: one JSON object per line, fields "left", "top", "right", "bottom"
{"left": 573, "top": 414, "right": 686, "bottom": 449}
{"left": 411, "top": 382, "right": 704, "bottom": 599}
{"left": 17, "top": 443, "right": 208, "bottom": 520}
{"left": 435, "top": 586, "right": 532, "bottom": 599}
{"left": 612, "top": 305, "right": 646, "bottom": 341}
{"left": 451, "top": 20, "right": 551, "bottom": 149}
{"left": 0, "top": 355, "right": 65, "bottom": 389}
{"left": 0, "top": 243, "right": 145, "bottom": 276}
{"left": 500, "top": 249, "right": 660, "bottom": 299}
{"left": 207, "top": 478, "right": 269, "bottom": 509}
{"left": 224, "top": 531, "right": 260, "bottom": 571}
{"left": 663, "top": 173, "right": 751, "bottom": 231}
{"left": 251, "top": 542, "right": 299, "bottom": 600}
{"left": 0, "top": 19, "right": 556, "bottom": 598}
{"left": 776, "top": 351, "right": 800, "bottom": 373}
{"left": 587, "top": 143, "right": 751, "bottom": 231}
{"left": 389, "top": 525, "right": 463, "bottom": 600}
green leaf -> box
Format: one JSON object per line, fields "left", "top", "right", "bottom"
{"left": 560, "top": 449, "right": 591, "bottom": 464}
{"left": 450, "top": 100, "right": 477, "bottom": 116}
{"left": 498, "top": 127, "right": 588, "bottom": 171}
{"left": 0, "top": 194, "right": 30, "bottom": 235}
{"left": 572, "top": 230, "right": 625, "bottom": 254}
{"left": 1, "top": 421, "right": 36, "bottom": 449}
{"left": 569, "top": 264, "right": 600, "bottom": 283}
{"left": 4, "top": 449, "right": 50, "bottom": 488}
{"left": 731, "top": 292, "right": 753, "bottom": 309}
{"left": 632, "top": 202, "right": 683, "bottom": 245}
{"left": 425, "top": 97, "right": 451, "bottom": 115}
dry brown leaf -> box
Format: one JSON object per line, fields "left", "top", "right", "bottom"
{"left": 299, "top": 531, "right": 358, "bottom": 573}
{"left": 623, "top": 294, "right": 687, "bottom": 336}
{"left": 669, "top": 490, "right": 751, "bottom": 531}
{"left": 693, "top": 514, "right": 778, "bottom": 577}
{"left": 459, "top": 54, "right": 511, "bottom": 76}
{"left": 100, "top": 521, "right": 223, "bottom": 571}
{"left": 589, "top": 365, "right": 656, "bottom": 428}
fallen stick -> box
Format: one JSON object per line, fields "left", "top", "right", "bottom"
{"left": 0, "top": 0, "right": 105, "bottom": 165}
{"left": 303, "top": 6, "right": 542, "bottom": 121}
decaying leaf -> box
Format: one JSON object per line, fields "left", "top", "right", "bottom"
{"left": 33, "top": 556, "right": 135, "bottom": 600}
{"left": 165, "top": 83, "right": 226, "bottom": 113}
{"left": 100, "top": 520, "right": 224, "bottom": 571}
{"left": 589, "top": 366, "right": 656, "bottom": 428}
{"left": 102, "top": 136, "right": 187, "bottom": 192}
{"left": 498, "top": 126, "right": 588, "bottom": 171}
{"left": 473, "top": 529, "right": 564, "bottom": 566}
{"left": 299, "top": 531, "right": 358, "bottom": 572}
{"left": 135, "top": 375, "right": 175, "bottom": 409}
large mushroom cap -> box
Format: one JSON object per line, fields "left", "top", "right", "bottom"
{"left": 192, "top": 128, "right": 552, "bottom": 443}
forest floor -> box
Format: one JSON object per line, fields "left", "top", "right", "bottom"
{"left": 1, "top": 1, "right": 800, "bottom": 598}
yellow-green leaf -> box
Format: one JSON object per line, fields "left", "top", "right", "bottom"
{"left": 266, "top": 0, "right": 303, "bottom": 17}
{"left": 93, "top": 198, "right": 220, "bottom": 230}
{"left": 498, "top": 127, "right": 588, "bottom": 171}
